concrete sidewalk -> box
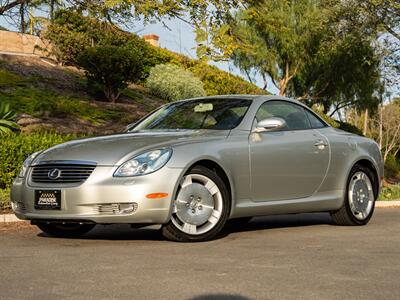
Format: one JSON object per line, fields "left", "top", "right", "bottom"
{"left": 1, "top": 201, "right": 399, "bottom": 223}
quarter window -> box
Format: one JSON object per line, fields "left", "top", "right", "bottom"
{"left": 304, "top": 109, "right": 327, "bottom": 129}
{"left": 255, "top": 101, "right": 311, "bottom": 130}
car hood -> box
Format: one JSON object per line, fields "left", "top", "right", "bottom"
{"left": 32, "top": 130, "right": 229, "bottom": 166}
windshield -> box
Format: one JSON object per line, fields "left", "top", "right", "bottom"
{"left": 131, "top": 98, "right": 252, "bottom": 131}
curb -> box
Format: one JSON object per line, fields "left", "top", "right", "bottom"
{"left": 0, "top": 214, "right": 21, "bottom": 223}
{"left": 375, "top": 201, "right": 400, "bottom": 208}
{"left": 1, "top": 201, "right": 400, "bottom": 223}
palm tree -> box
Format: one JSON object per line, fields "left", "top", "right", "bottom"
{"left": 0, "top": 102, "right": 19, "bottom": 133}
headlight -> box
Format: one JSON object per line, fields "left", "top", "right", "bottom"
{"left": 18, "top": 151, "right": 42, "bottom": 178}
{"left": 114, "top": 149, "right": 172, "bottom": 177}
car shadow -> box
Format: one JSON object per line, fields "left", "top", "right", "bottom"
{"left": 221, "top": 212, "right": 333, "bottom": 236}
{"left": 36, "top": 212, "right": 334, "bottom": 241}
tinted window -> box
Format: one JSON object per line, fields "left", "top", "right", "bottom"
{"left": 256, "top": 101, "right": 311, "bottom": 130}
{"left": 304, "top": 109, "right": 327, "bottom": 129}
{"left": 132, "top": 98, "right": 252, "bottom": 131}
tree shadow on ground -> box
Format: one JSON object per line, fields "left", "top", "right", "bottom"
{"left": 189, "top": 294, "right": 250, "bottom": 300}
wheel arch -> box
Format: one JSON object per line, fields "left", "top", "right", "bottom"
{"left": 351, "top": 158, "right": 380, "bottom": 198}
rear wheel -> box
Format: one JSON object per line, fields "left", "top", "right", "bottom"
{"left": 331, "top": 165, "right": 377, "bottom": 226}
{"left": 36, "top": 223, "right": 96, "bottom": 237}
{"left": 162, "top": 166, "right": 230, "bottom": 242}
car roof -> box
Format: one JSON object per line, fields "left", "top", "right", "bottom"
{"left": 181, "top": 95, "right": 330, "bottom": 129}
{"left": 180, "top": 94, "right": 304, "bottom": 105}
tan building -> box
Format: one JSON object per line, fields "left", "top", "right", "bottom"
{"left": 0, "top": 30, "right": 50, "bottom": 56}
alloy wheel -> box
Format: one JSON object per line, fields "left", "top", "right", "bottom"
{"left": 171, "top": 173, "right": 223, "bottom": 235}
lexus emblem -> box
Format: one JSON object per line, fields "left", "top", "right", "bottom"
{"left": 48, "top": 168, "right": 61, "bottom": 180}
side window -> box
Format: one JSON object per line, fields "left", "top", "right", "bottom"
{"left": 304, "top": 109, "right": 327, "bottom": 129}
{"left": 255, "top": 101, "right": 311, "bottom": 130}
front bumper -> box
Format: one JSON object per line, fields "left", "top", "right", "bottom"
{"left": 11, "top": 166, "right": 183, "bottom": 224}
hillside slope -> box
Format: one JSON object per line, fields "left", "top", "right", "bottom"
{"left": 0, "top": 54, "right": 164, "bottom": 134}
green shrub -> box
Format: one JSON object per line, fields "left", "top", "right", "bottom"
{"left": 189, "top": 63, "right": 265, "bottom": 96}
{"left": 384, "top": 154, "right": 400, "bottom": 183}
{"left": 146, "top": 64, "right": 206, "bottom": 101}
{"left": 337, "top": 121, "right": 363, "bottom": 135}
{"left": 0, "top": 132, "right": 79, "bottom": 189}
{"left": 0, "top": 188, "right": 10, "bottom": 212}
{"left": 77, "top": 45, "right": 144, "bottom": 102}
{"left": 379, "top": 185, "right": 400, "bottom": 201}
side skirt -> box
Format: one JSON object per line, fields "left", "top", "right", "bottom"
{"left": 230, "top": 190, "right": 344, "bottom": 218}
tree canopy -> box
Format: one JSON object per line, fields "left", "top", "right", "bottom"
{"left": 224, "top": 0, "right": 383, "bottom": 114}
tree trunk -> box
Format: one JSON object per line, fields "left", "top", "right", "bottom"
{"left": 278, "top": 61, "right": 297, "bottom": 96}
{"left": 279, "top": 79, "right": 288, "bottom": 96}
{"left": 363, "top": 109, "right": 369, "bottom": 136}
{"left": 104, "top": 86, "right": 120, "bottom": 103}
{"left": 19, "top": 3, "right": 26, "bottom": 33}
{"left": 378, "top": 105, "right": 383, "bottom": 150}
{"left": 383, "top": 149, "right": 389, "bottom": 162}
{"left": 50, "top": 0, "right": 55, "bottom": 20}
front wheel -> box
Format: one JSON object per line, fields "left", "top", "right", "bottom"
{"left": 162, "top": 166, "right": 230, "bottom": 242}
{"left": 36, "top": 223, "right": 96, "bottom": 237}
{"left": 331, "top": 165, "right": 377, "bottom": 226}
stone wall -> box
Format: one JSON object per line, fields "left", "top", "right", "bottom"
{"left": 0, "top": 30, "right": 50, "bottom": 56}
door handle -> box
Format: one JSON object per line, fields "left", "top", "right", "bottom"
{"left": 314, "top": 140, "right": 328, "bottom": 149}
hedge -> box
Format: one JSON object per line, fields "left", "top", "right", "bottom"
{"left": 0, "top": 132, "right": 78, "bottom": 189}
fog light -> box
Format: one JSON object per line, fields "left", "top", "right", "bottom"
{"left": 95, "top": 203, "right": 138, "bottom": 215}
{"left": 119, "top": 203, "right": 136, "bottom": 214}
{"left": 11, "top": 201, "right": 25, "bottom": 212}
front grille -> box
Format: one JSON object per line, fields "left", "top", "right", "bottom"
{"left": 31, "top": 163, "right": 96, "bottom": 184}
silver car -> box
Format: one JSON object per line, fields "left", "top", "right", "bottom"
{"left": 11, "top": 96, "right": 383, "bottom": 241}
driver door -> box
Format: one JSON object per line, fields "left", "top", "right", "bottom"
{"left": 249, "top": 100, "right": 329, "bottom": 202}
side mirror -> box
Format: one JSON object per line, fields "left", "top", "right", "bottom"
{"left": 254, "top": 117, "right": 287, "bottom": 133}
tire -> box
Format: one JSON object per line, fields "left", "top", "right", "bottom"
{"left": 36, "top": 223, "right": 96, "bottom": 237}
{"left": 331, "top": 164, "right": 377, "bottom": 226}
{"left": 162, "top": 165, "right": 230, "bottom": 242}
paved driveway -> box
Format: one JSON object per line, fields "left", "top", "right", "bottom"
{"left": 1, "top": 208, "right": 399, "bottom": 300}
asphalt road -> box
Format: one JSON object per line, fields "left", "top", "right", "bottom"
{"left": 1, "top": 209, "right": 399, "bottom": 300}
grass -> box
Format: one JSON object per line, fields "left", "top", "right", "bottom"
{"left": 378, "top": 185, "right": 400, "bottom": 201}
{"left": 0, "top": 68, "right": 127, "bottom": 125}
{"left": 0, "top": 69, "right": 28, "bottom": 87}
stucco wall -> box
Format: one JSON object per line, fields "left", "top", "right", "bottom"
{"left": 0, "top": 30, "right": 50, "bottom": 56}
